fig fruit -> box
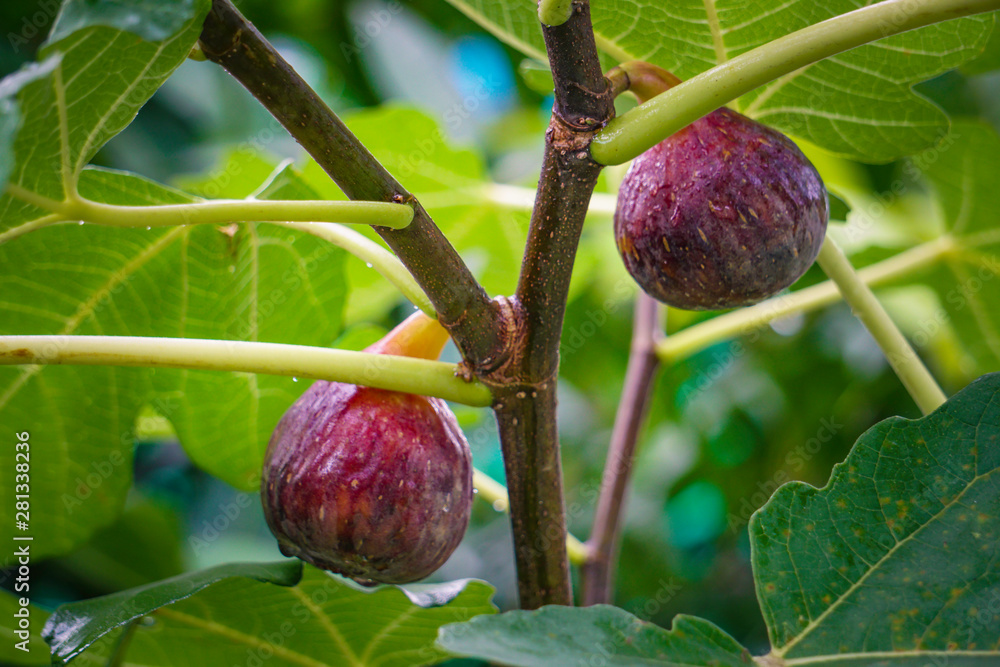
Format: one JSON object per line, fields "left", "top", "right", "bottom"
{"left": 261, "top": 313, "right": 473, "bottom": 585}
{"left": 614, "top": 83, "right": 828, "bottom": 310}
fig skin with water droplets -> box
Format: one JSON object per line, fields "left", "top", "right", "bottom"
{"left": 614, "top": 106, "right": 829, "bottom": 311}
{"left": 261, "top": 314, "right": 473, "bottom": 585}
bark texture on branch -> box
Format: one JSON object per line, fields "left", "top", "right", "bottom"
{"left": 490, "top": 0, "right": 616, "bottom": 608}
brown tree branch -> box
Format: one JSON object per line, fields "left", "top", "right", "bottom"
{"left": 489, "top": 0, "right": 616, "bottom": 608}
{"left": 198, "top": 0, "right": 507, "bottom": 368}
{"left": 492, "top": 381, "right": 568, "bottom": 606}
{"left": 580, "top": 293, "right": 663, "bottom": 605}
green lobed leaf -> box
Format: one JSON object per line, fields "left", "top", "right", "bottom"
{"left": 0, "top": 164, "right": 348, "bottom": 567}
{"left": 443, "top": 0, "right": 995, "bottom": 162}
{"left": 437, "top": 606, "right": 753, "bottom": 666}
{"left": 0, "top": 171, "right": 191, "bottom": 562}
{"left": 0, "top": 0, "right": 209, "bottom": 239}
{"left": 43, "top": 560, "right": 304, "bottom": 664}
{"left": 440, "top": 376, "right": 1000, "bottom": 665}
{"left": 45, "top": 565, "right": 495, "bottom": 667}
{"left": 752, "top": 372, "right": 1000, "bottom": 663}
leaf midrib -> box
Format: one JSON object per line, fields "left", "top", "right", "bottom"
{"left": 155, "top": 607, "right": 330, "bottom": 667}
{"left": 289, "top": 586, "right": 364, "bottom": 667}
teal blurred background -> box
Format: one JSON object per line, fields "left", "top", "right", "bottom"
{"left": 3, "top": 0, "right": 999, "bottom": 658}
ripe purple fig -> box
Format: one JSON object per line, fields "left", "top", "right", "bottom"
{"left": 261, "top": 313, "right": 473, "bottom": 585}
{"left": 613, "top": 64, "right": 828, "bottom": 310}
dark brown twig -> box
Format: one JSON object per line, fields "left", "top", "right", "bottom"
{"left": 488, "top": 0, "right": 615, "bottom": 608}
{"left": 581, "top": 292, "right": 663, "bottom": 604}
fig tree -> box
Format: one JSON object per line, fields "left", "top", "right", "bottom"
{"left": 613, "top": 64, "right": 828, "bottom": 310}
{"left": 261, "top": 313, "right": 473, "bottom": 585}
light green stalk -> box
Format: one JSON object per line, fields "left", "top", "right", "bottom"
{"left": 656, "top": 236, "right": 954, "bottom": 363}
{"left": 1, "top": 183, "right": 413, "bottom": 245}
{"left": 0, "top": 335, "right": 491, "bottom": 407}
{"left": 815, "top": 237, "right": 947, "bottom": 414}
{"left": 591, "top": 0, "right": 1000, "bottom": 165}
{"left": 279, "top": 222, "right": 434, "bottom": 316}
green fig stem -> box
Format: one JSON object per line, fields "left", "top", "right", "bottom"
{"left": 280, "top": 222, "right": 434, "bottom": 317}
{"left": 606, "top": 61, "right": 683, "bottom": 105}
{"left": 0, "top": 335, "right": 492, "bottom": 407}
{"left": 591, "top": 0, "right": 1000, "bottom": 165}
{"left": 655, "top": 236, "right": 955, "bottom": 364}
{"left": 0, "top": 185, "right": 413, "bottom": 245}
{"left": 581, "top": 292, "right": 663, "bottom": 605}
{"left": 365, "top": 311, "right": 450, "bottom": 360}
{"left": 537, "top": 0, "right": 573, "bottom": 27}
{"left": 472, "top": 468, "right": 589, "bottom": 565}
{"left": 815, "top": 237, "right": 947, "bottom": 414}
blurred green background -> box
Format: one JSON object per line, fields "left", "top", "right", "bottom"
{"left": 2, "top": 0, "right": 999, "bottom": 658}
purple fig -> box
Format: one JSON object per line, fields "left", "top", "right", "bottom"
{"left": 261, "top": 313, "right": 473, "bottom": 585}
{"left": 614, "top": 69, "right": 828, "bottom": 310}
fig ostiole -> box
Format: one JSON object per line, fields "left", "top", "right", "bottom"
{"left": 261, "top": 312, "right": 474, "bottom": 585}
{"left": 613, "top": 62, "right": 829, "bottom": 311}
